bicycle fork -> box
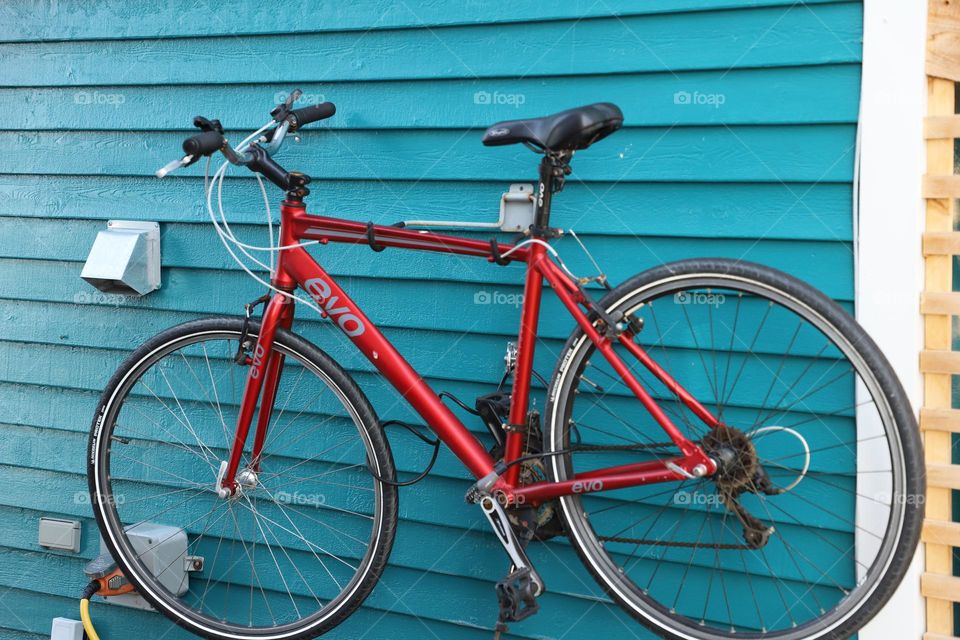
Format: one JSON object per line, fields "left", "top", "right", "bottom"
{"left": 217, "top": 292, "right": 294, "bottom": 497}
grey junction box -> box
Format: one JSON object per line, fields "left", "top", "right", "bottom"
{"left": 38, "top": 517, "right": 81, "bottom": 553}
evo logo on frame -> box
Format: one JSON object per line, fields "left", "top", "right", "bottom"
{"left": 304, "top": 278, "right": 366, "bottom": 337}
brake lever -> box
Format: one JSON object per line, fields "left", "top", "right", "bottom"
{"left": 270, "top": 88, "right": 303, "bottom": 123}
{"left": 156, "top": 155, "right": 195, "bottom": 178}
{"left": 193, "top": 116, "right": 224, "bottom": 134}
{"left": 160, "top": 98, "right": 294, "bottom": 179}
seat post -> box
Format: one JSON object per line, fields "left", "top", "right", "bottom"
{"left": 533, "top": 155, "right": 554, "bottom": 234}
{"left": 533, "top": 152, "right": 572, "bottom": 235}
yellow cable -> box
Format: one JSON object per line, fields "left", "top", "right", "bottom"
{"left": 80, "top": 598, "right": 101, "bottom": 640}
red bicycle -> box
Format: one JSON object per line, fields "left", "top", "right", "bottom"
{"left": 88, "top": 93, "right": 923, "bottom": 640}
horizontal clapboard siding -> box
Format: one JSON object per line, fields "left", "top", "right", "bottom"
{"left": 0, "top": 1, "right": 862, "bottom": 638}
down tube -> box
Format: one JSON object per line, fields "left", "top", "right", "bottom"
{"left": 282, "top": 246, "right": 496, "bottom": 480}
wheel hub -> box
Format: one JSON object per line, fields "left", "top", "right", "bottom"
{"left": 701, "top": 424, "right": 758, "bottom": 495}
{"left": 236, "top": 468, "right": 259, "bottom": 489}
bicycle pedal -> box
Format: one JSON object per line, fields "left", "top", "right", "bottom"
{"left": 495, "top": 566, "right": 540, "bottom": 625}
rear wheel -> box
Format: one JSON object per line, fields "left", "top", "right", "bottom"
{"left": 545, "top": 259, "right": 923, "bottom": 640}
{"left": 88, "top": 317, "right": 397, "bottom": 639}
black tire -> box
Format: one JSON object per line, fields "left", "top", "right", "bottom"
{"left": 87, "top": 317, "right": 398, "bottom": 640}
{"left": 544, "top": 259, "right": 923, "bottom": 640}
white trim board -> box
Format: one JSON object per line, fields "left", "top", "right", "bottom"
{"left": 856, "top": 1, "right": 928, "bottom": 638}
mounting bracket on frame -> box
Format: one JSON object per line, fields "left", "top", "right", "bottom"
{"left": 401, "top": 183, "right": 535, "bottom": 233}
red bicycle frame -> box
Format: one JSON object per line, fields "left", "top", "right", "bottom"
{"left": 220, "top": 196, "right": 718, "bottom": 505}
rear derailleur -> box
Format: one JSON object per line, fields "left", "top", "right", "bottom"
{"left": 702, "top": 424, "right": 781, "bottom": 550}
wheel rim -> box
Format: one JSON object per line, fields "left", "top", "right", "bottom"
{"left": 547, "top": 273, "right": 908, "bottom": 640}
{"left": 91, "top": 329, "right": 387, "bottom": 637}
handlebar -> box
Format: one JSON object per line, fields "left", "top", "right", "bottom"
{"left": 156, "top": 90, "right": 335, "bottom": 188}
{"left": 182, "top": 131, "right": 225, "bottom": 157}
{"left": 288, "top": 102, "right": 336, "bottom": 130}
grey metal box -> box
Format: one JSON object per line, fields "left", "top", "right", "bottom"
{"left": 80, "top": 220, "right": 161, "bottom": 296}
{"left": 38, "top": 517, "right": 81, "bottom": 553}
{"left": 97, "top": 522, "right": 189, "bottom": 610}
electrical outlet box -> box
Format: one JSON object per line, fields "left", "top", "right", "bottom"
{"left": 39, "top": 518, "right": 81, "bottom": 553}
{"left": 50, "top": 617, "right": 84, "bottom": 640}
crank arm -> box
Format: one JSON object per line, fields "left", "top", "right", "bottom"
{"left": 479, "top": 495, "right": 545, "bottom": 596}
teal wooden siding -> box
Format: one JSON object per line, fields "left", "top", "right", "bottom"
{"left": 0, "top": 1, "right": 862, "bottom": 638}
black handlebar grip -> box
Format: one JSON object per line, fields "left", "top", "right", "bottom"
{"left": 182, "top": 131, "right": 225, "bottom": 157}
{"left": 288, "top": 102, "right": 336, "bottom": 129}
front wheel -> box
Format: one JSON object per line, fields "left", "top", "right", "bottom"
{"left": 545, "top": 259, "right": 923, "bottom": 640}
{"left": 88, "top": 317, "right": 398, "bottom": 640}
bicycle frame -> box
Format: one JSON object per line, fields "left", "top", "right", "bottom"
{"left": 220, "top": 196, "right": 718, "bottom": 505}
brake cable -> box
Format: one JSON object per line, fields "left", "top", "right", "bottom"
{"left": 366, "top": 420, "right": 441, "bottom": 487}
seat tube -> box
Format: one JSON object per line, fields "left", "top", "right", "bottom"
{"left": 504, "top": 160, "right": 555, "bottom": 486}
{"left": 505, "top": 243, "right": 546, "bottom": 486}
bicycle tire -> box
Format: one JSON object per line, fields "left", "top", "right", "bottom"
{"left": 88, "top": 317, "right": 398, "bottom": 640}
{"left": 544, "top": 258, "right": 923, "bottom": 640}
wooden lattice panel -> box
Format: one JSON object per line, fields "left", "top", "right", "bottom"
{"left": 921, "top": 49, "right": 959, "bottom": 636}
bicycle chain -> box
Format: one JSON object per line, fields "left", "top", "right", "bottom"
{"left": 596, "top": 535, "right": 755, "bottom": 550}
{"left": 568, "top": 442, "right": 676, "bottom": 452}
